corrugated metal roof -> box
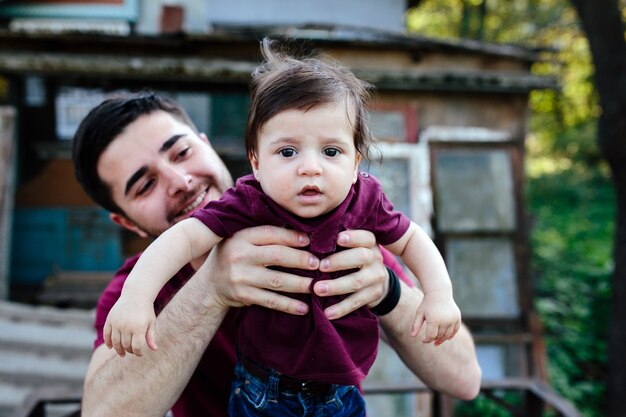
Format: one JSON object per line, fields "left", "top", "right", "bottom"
{"left": 0, "top": 24, "right": 557, "bottom": 92}
{"left": 209, "top": 23, "right": 546, "bottom": 62}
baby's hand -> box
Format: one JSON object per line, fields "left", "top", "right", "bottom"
{"left": 412, "top": 289, "right": 461, "bottom": 345}
{"left": 103, "top": 295, "right": 157, "bottom": 357}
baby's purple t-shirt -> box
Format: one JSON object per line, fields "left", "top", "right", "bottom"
{"left": 191, "top": 172, "right": 411, "bottom": 385}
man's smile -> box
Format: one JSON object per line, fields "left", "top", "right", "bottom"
{"left": 169, "top": 188, "right": 209, "bottom": 223}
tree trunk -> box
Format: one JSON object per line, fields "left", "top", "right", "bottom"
{"left": 569, "top": 1, "right": 626, "bottom": 416}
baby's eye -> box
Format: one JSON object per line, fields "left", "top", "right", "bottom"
{"left": 323, "top": 147, "right": 340, "bottom": 157}
{"left": 279, "top": 148, "right": 297, "bottom": 157}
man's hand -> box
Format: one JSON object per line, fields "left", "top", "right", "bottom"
{"left": 313, "top": 230, "right": 389, "bottom": 319}
{"left": 204, "top": 225, "right": 319, "bottom": 315}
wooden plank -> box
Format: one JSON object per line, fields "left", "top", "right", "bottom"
{"left": 527, "top": 380, "right": 582, "bottom": 417}
{"left": 363, "top": 377, "right": 582, "bottom": 417}
{"left": 0, "top": 106, "right": 16, "bottom": 300}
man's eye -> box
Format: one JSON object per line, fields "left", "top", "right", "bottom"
{"left": 137, "top": 179, "right": 155, "bottom": 196}
{"left": 279, "top": 148, "right": 296, "bottom": 157}
{"left": 177, "top": 147, "right": 190, "bottom": 159}
{"left": 324, "top": 148, "right": 340, "bottom": 157}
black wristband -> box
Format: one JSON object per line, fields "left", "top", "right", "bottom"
{"left": 370, "top": 267, "right": 401, "bottom": 316}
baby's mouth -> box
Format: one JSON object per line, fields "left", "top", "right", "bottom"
{"left": 299, "top": 186, "right": 321, "bottom": 196}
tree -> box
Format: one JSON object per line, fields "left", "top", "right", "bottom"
{"left": 407, "top": 1, "right": 625, "bottom": 415}
{"left": 567, "top": 2, "right": 626, "bottom": 417}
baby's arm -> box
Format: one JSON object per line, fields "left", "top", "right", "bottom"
{"left": 104, "top": 218, "right": 223, "bottom": 356}
{"left": 385, "top": 222, "right": 461, "bottom": 345}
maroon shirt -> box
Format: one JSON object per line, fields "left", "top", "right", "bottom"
{"left": 94, "top": 249, "right": 412, "bottom": 417}
{"left": 191, "top": 173, "right": 411, "bottom": 385}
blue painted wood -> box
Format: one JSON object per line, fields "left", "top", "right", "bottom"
{"left": 0, "top": 0, "right": 139, "bottom": 20}
{"left": 10, "top": 208, "right": 122, "bottom": 284}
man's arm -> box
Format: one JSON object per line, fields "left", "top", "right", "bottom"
{"left": 82, "top": 256, "right": 229, "bottom": 417}
{"left": 82, "top": 227, "right": 315, "bottom": 417}
{"left": 378, "top": 281, "right": 481, "bottom": 400}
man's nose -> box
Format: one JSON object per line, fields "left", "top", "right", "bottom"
{"left": 297, "top": 153, "right": 323, "bottom": 176}
{"left": 163, "top": 164, "right": 192, "bottom": 195}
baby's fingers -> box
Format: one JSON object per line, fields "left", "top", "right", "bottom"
{"left": 129, "top": 334, "right": 146, "bottom": 357}
{"left": 411, "top": 310, "right": 425, "bottom": 337}
{"left": 435, "top": 321, "right": 462, "bottom": 345}
{"left": 423, "top": 322, "right": 440, "bottom": 343}
{"left": 110, "top": 329, "right": 126, "bottom": 357}
{"left": 103, "top": 321, "right": 113, "bottom": 349}
{"left": 122, "top": 331, "right": 149, "bottom": 357}
{"left": 434, "top": 323, "right": 455, "bottom": 346}
{"left": 146, "top": 322, "right": 158, "bottom": 352}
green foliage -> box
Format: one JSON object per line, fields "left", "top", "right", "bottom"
{"left": 408, "top": 0, "right": 602, "bottom": 171}
{"left": 406, "top": 1, "right": 622, "bottom": 416}
{"left": 455, "top": 391, "right": 522, "bottom": 417}
{"left": 527, "top": 166, "right": 614, "bottom": 417}
{"left": 407, "top": 0, "right": 575, "bottom": 44}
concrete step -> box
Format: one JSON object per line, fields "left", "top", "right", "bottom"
{"left": 0, "top": 318, "right": 94, "bottom": 357}
{"left": 0, "top": 349, "right": 89, "bottom": 386}
{"left": 0, "top": 301, "right": 93, "bottom": 417}
{"left": 0, "top": 382, "right": 30, "bottom": 417}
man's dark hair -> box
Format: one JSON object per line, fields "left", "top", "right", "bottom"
{"left": 72, "top": 92, "right": 197, "bottom": 214}
{"left": 246, "top": 39, "right": 374, "bottom": 162}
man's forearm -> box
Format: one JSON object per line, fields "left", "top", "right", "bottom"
{"left": 378, "top": 281, "right": 481, "bottom": 400}
{"left": 82, "top": 264, "right": 228, "bottom": 417}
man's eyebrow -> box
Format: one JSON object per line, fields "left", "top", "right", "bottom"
{"left": 159, "top": 134, "right": 186, "bottom": 153}
{"left": 124, "top": 166, "right": 148, "bottom": 196}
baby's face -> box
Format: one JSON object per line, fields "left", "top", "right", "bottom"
{"left": 250, "top": 101, "right": 361, "bottom": 218}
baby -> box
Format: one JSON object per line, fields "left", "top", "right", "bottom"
{"left": 104, "top": 39, "right": 461, "bottom": 417}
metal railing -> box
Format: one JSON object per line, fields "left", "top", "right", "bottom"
{"left": 13, "top": 378, "right": 582, "bottom": 417}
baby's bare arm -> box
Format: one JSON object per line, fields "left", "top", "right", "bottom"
{"left": 385, "top": 222, "right": 461, "bottom": 343}
{"left": 124, "top": 218, "right": 222, "bottom": 301}
{"left": 385, "top": 223, "right": 452, "bottom": 294}
{"left": 105, "top": 218, "right": 223, "bottom": 356}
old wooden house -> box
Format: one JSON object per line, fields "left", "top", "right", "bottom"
{"left": 0, "top": 1, "right": 580, "bottom": 416}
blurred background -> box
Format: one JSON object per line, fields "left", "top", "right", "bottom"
{"left": 0, "top": 1, "right": 623, "bottom": 416}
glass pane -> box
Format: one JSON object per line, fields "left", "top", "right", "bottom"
{"left": 476, "top": 344, "right": 526, "bottom": 378}
{"left": 366, "top": 143, "right": 434, "bottom": 236}
{"left": 446, "top": 238, "right": 519, "bottom": 318}
{"left": 476, "top": 345, "right": 505, "bottom": 379}
{"left": 173, "top": 92, "right": 211, "bottom": 136}
{"left": 365, "top": 341, "right": 425, "bottom": 416}
{"left": 209, "top": 93, "right": 249, "bottom": 154}
{"left": 367, "top": 158, "right": 411, "bottom": 218}
{"left": 369, "top": 110, "right": 406, "bottom": 141}
{"left": 434, "top": 149, "right": 515, "bottom": 232}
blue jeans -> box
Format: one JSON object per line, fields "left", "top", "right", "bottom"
{"left": 228, "top": 359, "right": 366, "bottom": 417}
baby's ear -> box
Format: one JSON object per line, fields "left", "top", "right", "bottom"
{"left": 353, "top": 153, "right": 362, "bottom": 183}
{"left": 249, "top": 152, "right": 260, "bottom": 179}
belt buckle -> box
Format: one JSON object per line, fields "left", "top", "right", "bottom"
{"left": 300, "top": 381, "right": 313, "bottom": 393}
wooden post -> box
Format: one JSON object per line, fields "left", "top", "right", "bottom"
{"left": 0, "top": 106, "right": 16, "bottom": 300}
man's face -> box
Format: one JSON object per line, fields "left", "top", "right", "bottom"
{"left": 98, "top": 110, "right": 233, "bottom": 238}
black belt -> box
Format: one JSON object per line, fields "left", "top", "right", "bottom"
{"left": 240, "top": 355, "right": 332, "bottom": 396}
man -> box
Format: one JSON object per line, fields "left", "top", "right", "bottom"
{"left": 72, "top": 93, "right": 481, "bottom": 417}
